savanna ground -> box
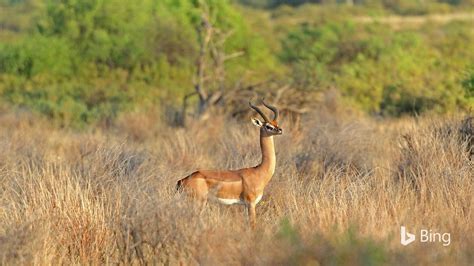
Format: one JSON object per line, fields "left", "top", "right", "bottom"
{"left": 0, "top": 107, "right": 472, "bottom": 265}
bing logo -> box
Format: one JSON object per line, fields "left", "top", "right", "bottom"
{"left": 400, "top": 226, "right": 450, "bottom": 246}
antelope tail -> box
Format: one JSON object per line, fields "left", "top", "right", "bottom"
{"left": 176, "top": 178, "right": 186, "bottom": 192}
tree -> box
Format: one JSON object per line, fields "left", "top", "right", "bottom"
{"left": 182, "top": 0, "right": 275, "bottom": 124}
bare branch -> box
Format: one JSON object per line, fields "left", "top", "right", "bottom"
{"left": 223, "top": 51, "right": 245, "bottom": 61}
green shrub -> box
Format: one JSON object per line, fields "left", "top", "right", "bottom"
{"left": 0, "top": 35, "right": 76, "bottom": 78}
{"left": 281, "top": 20, "right": 473, "bottom": 115}
{"left": 0, "top": 0, "right": 472, "bottom": 125}
{"left": 277, "top": 219, "right": 387, "bottom": 265}
{"left": 0, "top": 0, "right": 279, "bottom": 126}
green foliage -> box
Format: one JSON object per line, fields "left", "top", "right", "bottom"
{"left": 462, "top": 66, "right": 474, "bottom": 111}
{"left": 239, "top": 0, "right": 474, "bottom": 12}
{"left": 0, "top": 0, "right": 277, "bottom": 126}
{"left": 462, "top": 67, "right": 474, "bottom": 98}
{"left": 0, "top": 71, "right": 135, "bottom": 127}
{"left": 277, "top": 219, "right": 387, "bottom": 265}
{"left": 36, "top": 0, "right": 155, "bottom": 68}
{"left": 281, "top": 21, "right": 356, "bottom": 89}
{"left": 281, "top": 20, "right": 474, "bottom": 115}
{"left": 0, "top": 0, "right": 472, "bottom": 125}
{"left": 0, "top": 35, "right": 76, "bottom": 78}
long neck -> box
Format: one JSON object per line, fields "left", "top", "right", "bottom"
{"left": 257, "top": 130, "right": 276, "bottom": 182}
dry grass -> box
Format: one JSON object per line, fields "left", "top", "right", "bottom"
{"left": 0, "top": 110, "right": 472, "bottom": 265}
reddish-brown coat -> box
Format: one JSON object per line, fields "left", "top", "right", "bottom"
{"left": 177, "top": 126, "right": 280, "bottom": 229}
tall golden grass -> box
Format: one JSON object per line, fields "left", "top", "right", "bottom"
{"left": 0, "top": 110, "right": 472, "bottom": 265}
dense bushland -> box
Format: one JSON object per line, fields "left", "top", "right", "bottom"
{"left": 0, "top": 0, "right": 473, "bottom": 126}
{"left": 0, "top": 0, "right": 276, "bottom": 126}
{"left": 281, "top": 20, "right": 473, "bottom": 114}
{"left": 244, "top": 0, "right": 474, "bottom": 14}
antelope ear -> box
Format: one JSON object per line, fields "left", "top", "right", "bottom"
{"left": 251, "top": 117, "right": 263, "bottom": 127}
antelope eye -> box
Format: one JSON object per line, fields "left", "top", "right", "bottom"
{"left": 265, "top": 125, "right": 273, "bottom": 130}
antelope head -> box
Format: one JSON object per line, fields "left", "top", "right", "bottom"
{"left": 249, "top": 99, "right": 283, "bottom": 136}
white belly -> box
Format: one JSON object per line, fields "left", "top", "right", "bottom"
{"left": 215, "top": 197, "right": 244, "bottom": 205}
{"left": 215, "top": 194, "right": 263, "bottom": 206}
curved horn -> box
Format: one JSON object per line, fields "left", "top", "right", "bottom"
{"left": 249, "top": 100, "right": 270, "bottom": 122}
{"left": 262, "top": 99, "right": 279, "bottom": 121}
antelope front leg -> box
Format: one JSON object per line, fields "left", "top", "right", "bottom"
{"left": 247, "top": 202, "right": 257, "bottom": 229}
